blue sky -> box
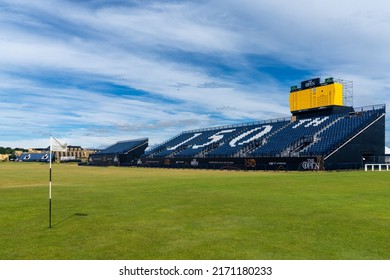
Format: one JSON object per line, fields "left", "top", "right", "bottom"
{"left": 1, "top": 0, "right": 390, "bottom": 149}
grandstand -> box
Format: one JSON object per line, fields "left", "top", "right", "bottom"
{"left": 142, "top": 77, "right": 385, "bottom": 170}
{"left": 88, "top": 138, "right": 148, "bottom": 166}
{"left": 17, "top": 153, "right": 50, "bottom": 162}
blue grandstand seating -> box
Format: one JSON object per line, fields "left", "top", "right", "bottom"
{"left": 174, "top": 129, "right": 237, "bottom": 157}
{"left": 251, "top": 115, "right": 337, "bottom": 157}
{"left": 144, "top": 105, "right": 385, "bottom": 160}
{"left": 97, "top": 138, "right": 148, "bottom": 155}
{"left": 251, "top": 108, "right": 385, "bottom": 157}
{"left": 206, "top": 121, "right": 289, "bottom": 157}
{"left": 300, "top": 109, "right": 384, "bottom": 156}
{"left": 17, "top": 153, "right": 50, "bottom": 162}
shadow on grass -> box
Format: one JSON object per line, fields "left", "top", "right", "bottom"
{"left": 52, "top": 213, "right": 88, "bottom": 227}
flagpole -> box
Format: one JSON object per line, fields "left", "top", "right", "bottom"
{"left": 48, "top": 136, "right": 67, "bottom": 229}
{"left": 49, "top": 136, "right": 52, "bottom": 228}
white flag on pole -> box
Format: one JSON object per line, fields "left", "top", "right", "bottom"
{"left": 50, "top": 136, "right": 67, "bottom": 152}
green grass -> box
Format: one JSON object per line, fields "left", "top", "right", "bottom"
{"left": 1, "top": 162, "right": 390, "bottom": 260}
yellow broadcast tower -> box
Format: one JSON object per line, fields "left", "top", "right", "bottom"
{"left": 289, "top": 77, "right": 344, "bottom": 113}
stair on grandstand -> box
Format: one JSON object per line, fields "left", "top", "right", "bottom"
{"left": 235, "top": 120, "right": 290, "bottom": 157}
{"left": 281, "top": 116, "right": 343, "bottom": 157}
{"left": 281, "top": 135, "right": 315, "bottom": 157}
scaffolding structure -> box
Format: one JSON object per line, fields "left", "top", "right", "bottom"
{"left": 334, "top": 78, "right": 353, "bottom": 107}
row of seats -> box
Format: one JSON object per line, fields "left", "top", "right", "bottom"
{"left": 98, "top": 138, "right": 148, "bottom": 155}
{"left": 17, "top": 153, "right": 50, "bottom": 162}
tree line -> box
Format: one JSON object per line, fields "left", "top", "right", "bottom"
{"left": 0, "top": 147, "right": 27, "bottom": 155}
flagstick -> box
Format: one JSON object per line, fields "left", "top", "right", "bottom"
{"left": 49, "top": 137, "right": 52, "bottom": 229}
{"left": 48, "top": 136, "right": 67, "bottom": 229}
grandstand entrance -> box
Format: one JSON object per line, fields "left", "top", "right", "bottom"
{"left": 362, "top": 153, "right": 375, "bottom": 164}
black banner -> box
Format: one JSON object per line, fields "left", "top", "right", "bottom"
{"left": 301, "top": 78, "right": 320, "bottom": 89}
{"left": 140, "top": 157, "right": 322, "bottom": 171}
